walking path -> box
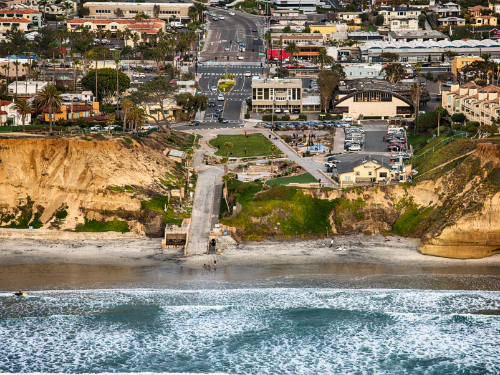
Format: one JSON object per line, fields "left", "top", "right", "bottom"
{"left": 416, "top": 150, "right": 475, "bottom": 179}
{"left": 186, "top": 151, "right": 223, "bottom": 254}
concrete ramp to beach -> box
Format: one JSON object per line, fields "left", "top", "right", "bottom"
{"left": 186, "top": 152, "right": 223, "bottom": 254}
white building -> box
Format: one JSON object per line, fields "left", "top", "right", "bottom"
{"left": 0, "top": 99, "right": 32, "bottom": 126}
{"left": 343, "top": 63, "right": 384, "bottom": 79}
{"left": 378, "top": 6, "right": 421, "bottom": 25}
{"left": 390, "top": 18, "right": 418, "bottom": 32}
{"left": 273, "top": 0, "right": 325, "bottom": 13}
{"left": 8, "top": 81, "right": 48, "bottom": 97}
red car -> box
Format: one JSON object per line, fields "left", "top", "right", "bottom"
{"left": 169, "top": 79, "right": 177, "bottom": 85}
{"left": 159, "top": 66, "right": 165, "bottom": 70}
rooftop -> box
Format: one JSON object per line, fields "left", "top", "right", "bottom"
{"left": 84, "top": 1, "right": 193, "bottom": 6}
{"left": 379, "top": 6, "right": 420, "bottom": 11}
{"left": 337, "top": 155, "right": 393, "bottom": 175}
{"left": 360, "top": 38, "right": 500, "bottom": 51}
{"left": 388, "top": 30, "right": 447, "bottom": 38}
{"left": 252, "top": 77, "right": 302, "bottom": 86}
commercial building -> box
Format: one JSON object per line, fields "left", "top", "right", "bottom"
{"left": 442, "top": 82, "right": 500, "bottom": 125}
{"left": 309, "top": 22, "right": 347, "bottom": 34}
{"left": 82, "top": 2, "right": 192, "bottom": 21}
{"left": 67, "top": 18, "right": 166, "bottom": 43}
{"left": 451, "top": 55, "right": 483, "bottom": 76}
{"left": 387, "top": 29, "right": 447, "bottom": 42}
{"left": 347, "top": 31, "right": 384, "bottom": 41}
{"left": 389, "top": 18, "right": 418, "bottom": 32}
{"left": 329, "top": 79, "right": 430, "bottom": 118}
{"left": 271, "top": 33, "right": 324, "bottom": 46}
{"left": 378, "top": 6, "right": 421, "bottom": 25}
{"left": 360, "top": 39, "right": 500, "bottom": 63}
{"left": 272, "top": 0, "right": 324, "bottom": 12}
{"left": 251, "top": 77, "right": 303, "bottom": 114}
{"left": 343, "top": 63, "right": 384, "bottom": 79}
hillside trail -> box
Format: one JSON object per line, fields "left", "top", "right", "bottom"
{"left": 416, "top": 150, "right": 475, "bottom": 179}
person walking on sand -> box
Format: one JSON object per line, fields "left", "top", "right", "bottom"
{"left": 330, "top": 239, "right": 333, "bottom": 248}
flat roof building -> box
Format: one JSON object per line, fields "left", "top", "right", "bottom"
{"left": 252, "top": 77, "right": 303, "bottom": 114}
{"left": 82, "top": 2, "right": 192, "bottom": 21}
{"left": 387, "top": 29, "right": 447, "bottom": 42}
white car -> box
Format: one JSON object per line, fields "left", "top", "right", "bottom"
{"left": 89, "top": 125, "right": 101, "bottom": 131}
{"left": 229, "top": 11, "right": 235, "bottom": 15}
{"left": 219, "top": 15, "right": 225, "bottom": 19}
{"left": 245, "top": 71, "right": 251, "bottom": 77}
{"left": 443, "top": 81, "right": 453, "bottom": 87}
{"left": 132, "top": 73, "right": 140, "bottom": 78}
{"left": 343, "top": 117, "right": 354, "bottom": 122}
{"left": 211, "top": 86, "right": 217, "bottom": 91}
{"left": 218, "top": 94, "right": 225, "bottom": 101}
{"left": 440, "top": 62, "right": 451, "bottom": 67}
{"left": 139, "top": 73, "right": 146, "bottom": 78}
{"left": 348, "top": 144, "right": 361, "bottom": 151}
{"left": 237, "top": 55, "right": 244, "bottom": 60}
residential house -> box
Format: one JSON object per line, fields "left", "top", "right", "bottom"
{"left": 40, "top": 102, "right": 102, "bottom": 122}
{"left": 468, "top": 5, "right": 489, "bottom": 17}
{"left": 473, "top": 15, "right": 497, "bottom": 26}
{"left": 390, "top": 18, "right": 418, "bottom": 32}
{"left": 378, "top": 6, "right": 421, "bottom": 26}
{"left": 451, "top": 55, "right": 483, "bottom": 76}
{"left": 338, "top": 156, "right": 409, "bottom": 186}
{"left": 0, "top": 99, "right": 32, "bottom": 126}
{"left": 435, "top": 7, "right": 462, "bottom": 18}
{"left": 338, "top": 12, "right": 362, "bottom": 24}
{"left": 438, "top": 17, "right": 466, "bottom": 26}
{"left": 490, "top": 3, "right": 500, "bottom": 15}
{"left": 442, "top": 82, "right": 500, "bottom": 125}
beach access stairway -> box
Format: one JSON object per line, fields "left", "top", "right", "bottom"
{"left": 185, "top": 151, "right": 223, "bottom": 255}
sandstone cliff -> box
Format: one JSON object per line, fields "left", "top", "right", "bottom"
{"left": 0, "top": 134, "right": 189, "bottom": 236}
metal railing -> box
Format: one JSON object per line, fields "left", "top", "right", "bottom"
{"left": 413, "top": 133, "right": 467, "bottom": 160}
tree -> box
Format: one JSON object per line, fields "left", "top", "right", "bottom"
{"left": 62, "top": 1, "right": 73, "bottom": 20}
{"left": 13, "top": 98, "right": 32, "bottom": 132}
{"left": 115, "top": 8, "right": 124, "bottom": 18}
{"left": 269, "top": 145, "right": 278, "bottom": 169}
{"left": 39, "top": 0, "right": 48, "bottom": 22}
{"left": 345, "top": 3, "right": 357, "bottom": 11}
{"left": 129, "top": 106, "right": 146, "bottom": 132}
{"left": 435, "top": 106, "right": 446, "bottom": 137}
{"left": 36, "top": 86, "right": 63, "bottom": 133}
{"left": 284, "top": 42, "right": 300, "bottom": 68}
{"left": 282, "top": 26, "right": 292, "bottom": 33}
{"left": 81, "top": 68, "right": 131, "bottom": 102}
{"left": 425, "top": 71, "right": 434, "bottom": 83}
{"left": 175, "top": 92, "right": 208, "bottom": 120}
{"left": 451, "top": 112, "right": 466, "bottom": 124}
{"left": 450, "top": 28, "right": 473, "bottom": 41}
{"left": 410, "top": 83, "right": 422, "bottom": 134}
{"left": 435, "top": 74, "right": 447, "bottom": 94}
{"left": 134, "top": 12, "right": 150, "bottom": 20}
{"left": 276, "top": 67, "right": 290, "bottom": 77}
{"left": 303, "top": 26, "right": 311, "bottom": 33}
{"left": 313, "top": 48, "right": 333, "bottom": 70}
{"left": 317, "top": 70, "right": 341, "bottom": 113}
{"left": 222, "top": 173, "right": 235, "bottom": 211}
{"left": 120, "top": 99, "right": 133, "bottom": 132}
{"left": 5, "top": 27, "right": 28, "bottom": 50}
{"left": 462, "top": 60, "right": 490, "bottom": 82}
{"left": 129, "top": 76, "right": 178, "bottom": 134}
{"left": 375, "top": 14, "right": 384, "bottom": 25}
{"left": 380, "top": 63, "right": 406, "bottom": 84}
{"left": 331, "top": 63, "right": 346, "bottom": 78}
{"left": 80, "top": 6, "right": 90, "bottom": 17}
{"left": 224, "top": 142, "right": 233, "bottom": 174}
{"left": 379, "top": 52, "right": 399, "bottom": 62}
{"left": 153, "top": 4, "right": 160, "bottom": 18}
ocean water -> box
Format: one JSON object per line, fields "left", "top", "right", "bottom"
{"left": 1, "top": 278, "right": 500, "bottom": 375}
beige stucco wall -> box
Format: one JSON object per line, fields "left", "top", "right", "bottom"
{"left": 337, "top": 95, "right": 411, "bottom": 118}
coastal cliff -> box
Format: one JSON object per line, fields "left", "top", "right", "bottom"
{"left": 221, "top": 142, "right": 500, "bottom": 259}
{"left": 0, "top": 134, "right": 192, "bottom": 236}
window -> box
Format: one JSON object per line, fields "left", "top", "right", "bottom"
{"left": 368, "top": 172, "right": 372, "bottom": 176}
{"left": 379, "top": 172, "right": 387, "bottom": 178}
{"left": 344, "top": 176, "right": 351, "bottom": 181}
{"left": 111, "top": 25, "right": 117, "bottom": 29}
{"left": 355, "top": 172, "right": 360, "bottom": 176}
{"left": 163, "top": 110, "right": 169, "bottom": 114}
{"left": 150, "top": 109, "right": 158, "bottom": 115}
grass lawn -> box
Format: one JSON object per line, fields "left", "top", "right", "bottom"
{"left": 407, "top": 133, "right": 432, "bottom": 152}
{"left": 210, "top": 133, "right": 281, "bottom": 158}
{"left": 267, "top": 172, "right": 317, "bottom": 186}
{"left": 360, "top": 24, "right": 377, "bottom": 32}
{"left": 414, "top": 139, "right": 476, "bottom": 175}
{"left": 0, "top": 125, "right": 56, "bottom": 133}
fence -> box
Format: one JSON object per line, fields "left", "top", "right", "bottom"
{"left": 413, "top": 133, "right": 467, "bottom": 161}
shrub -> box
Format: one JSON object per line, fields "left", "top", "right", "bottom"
{"left": 281, "top": 115, "right": 290, "bottom": 121}
{"left": 451, "top": 123, "right": 462, "bottom": 130}
{"left": 262, "top": 114, "right": 278, "bottom": 121}
{"left": 244, "top": 113, "right": 250, "bottom": 119}
{"left": 466, "top": 121, "right": 480, "bottom": 128}
{"left": 298, "top": 114, "right": 307, "bottom": 120}
{"left": 466, "top": 124, "right": 478, "bottom": 132}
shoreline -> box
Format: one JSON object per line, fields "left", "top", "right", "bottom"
{"left": 1, "top": 234, "right": 500, "bottom": 268}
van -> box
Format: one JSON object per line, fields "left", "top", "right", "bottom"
{"left": 171, "top": 22, "right": 183, "bottom": 28}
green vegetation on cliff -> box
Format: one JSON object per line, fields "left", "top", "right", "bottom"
{"left": 266, "top": 173, "right": 317, "bottom": 186}
{"left": 75, "top": 218, "right": 130, "bottom": 233}
{"left": 221, "top": 182, "right": 336, "bottom": 240}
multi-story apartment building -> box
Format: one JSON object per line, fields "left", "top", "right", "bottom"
{"left": 451, "top": 56, "right": 483, "bottom": 76}
{"left": 82, "top": 2, "right": 191, "bottom": 21}
{"left": 442, "top": 82, "right": 500, "bottom": 125}
{"left": 252, "top": 78, "right": 303, "bottom": 114}
{"left": 378, "top": 6, "right": 421, "bottom": 25}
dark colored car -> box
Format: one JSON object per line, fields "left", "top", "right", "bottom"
{"left": 218, "top": 117, "right": 229, "bottom": 123}
{"left": 327, "top": 156, "right": 340, "bottom": 163}
{"left": 215, "top": 110, "right": 222, "bottom": 117}
{"left": 188, "top": 121, "right": 200, "bottom": 126}
{"left": 217, "top": 104, "right": 223, "bottom": 111}
{"left": 208, "top": 101, "right": 215, "bottom": 107}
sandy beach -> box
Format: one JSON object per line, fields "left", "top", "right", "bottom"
{"left": 1, "top": 234, "right": 500, "bottom": 268}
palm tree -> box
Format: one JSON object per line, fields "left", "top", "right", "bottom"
{"left": 13, "top": 98, "right": 32, "bottom": 132}
{"left": 39, "top": 0, "right": 48, "bottom": 22}
{"left": 23, "top": 63, "right": 29, "bottom": 92}
{"left": 435, "top": 106, "right": 445, "bottom": 137}
{"left": 130, "top": 106, "right": 145, "bottom": 132}
{"left": 269, "top": 145, "right": 278, "bottom": 169}
{"left": 263, "top": 31, "right": 272, "bottom": 63}
{"left": 114, "top": 50, "right": 121, "bottom": 104}
{"left": 62, "top": 1, "right": 72, "bottom": 20}
{"left": 285, "top": 42, "right": 299, "bottom": 68}
{"left": 224, "top": 141, "right": 233, "bottom": 174}
{"left": 36, "top": 86, "right": 63, "bottom": 133}
{"left": 410, "top": 83, "right": 422, "bottom": 135}
{"left": 415, "top": 62, "right": 423, "bottom": 124}
{"left": 88, "top": 50, "right": 99, "bottom": 100}
{"left": 12, "top": 60, "right": 20, "bottom": 98}
{"left": 2, "top": 64, "right": 9, "bottom": 87}
{"left": 313, "top": 48, "right": 333, "bottom": 70}
{"left": 222, "top": 173, "right": 235, "bottom": 211}
{"left": 106, "top": 113, "right": 115, "bottom": 133}
{"left": 120, "top": 99, "right": 133, "bottom": 132}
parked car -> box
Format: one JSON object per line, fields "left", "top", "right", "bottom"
{"left": 224, "top": 46, "right": 230, "bottom": 51}
{"left": 229, "top": 11, "right": 235, "bottom": 15}
{"left": 443, "top": 81, "right": 453, "bottom": 87}
{"left": 89, "top": 125, "right": 101, "bottom": 131}
{"left": 237, "top": 55, "right": 244, "bottom": 60}
{"left": 139, "top": 73, "right": 146, "bottom": 78}
{"left": 188, "top": 121, "right": 200, "bottom": 126}
{"left": 325, "top": 162, "right": 336, "bottom": 169}
{"left": 343, "top": 116, "right": 354, "bottom": 122}
{"left": 327, "top": 156, "right": 340, "bottom": 163}
{"left": 132, "top": 72, "right": 140, "bottom": 78}
{"left": 218, "top": 117, "right": 229, "bottom": 123}
{"left": 348, "top": 144, "right": 361, "bottom": 151}
{"left": 218, "top": 94, "right": 225, "bottom": 101}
